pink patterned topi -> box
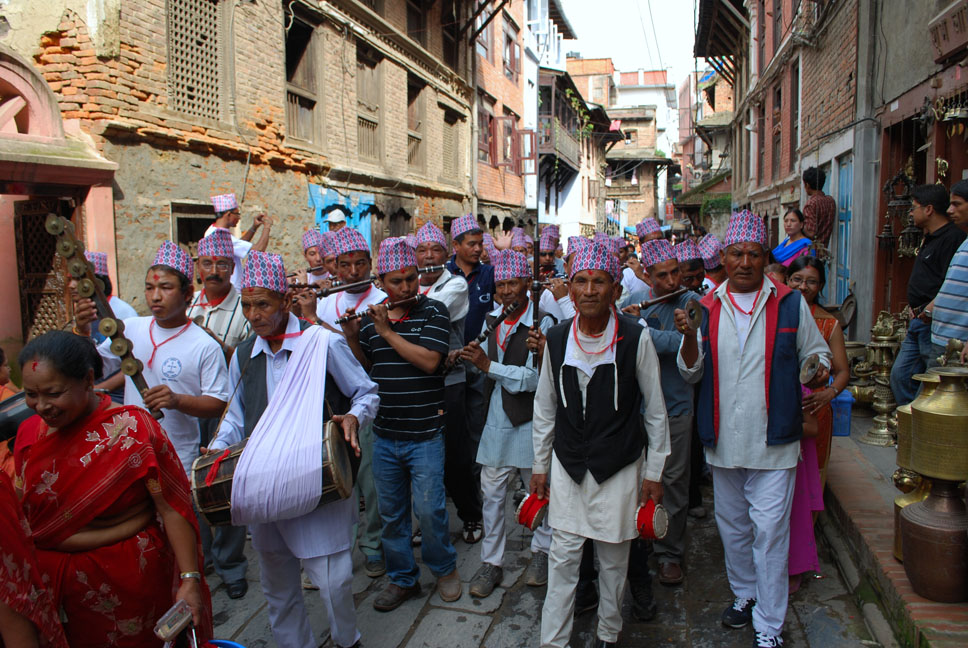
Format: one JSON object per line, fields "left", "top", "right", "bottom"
{"left": 698, "top": 234, "right": 723, "bottom": 270}
{"left": 377, "top": 237, "right": 417, "bottom": 275}
{"left": 333, "top": 226, "right": 370, "bottom": 258}
{"left": 674, "top": 239, "right": 702, "bottom": 263}
{"left": 635, "top": 218, "right": 662, "bottom": 239}
{"left": 84, "top": 251, "right": 109, "bottom": 276}
{"left": 640, "top": 239, "right": 675, "bottom": 268}
{"left": 416, "top": 222, "right": 448, "bottom": 249}
{"left": 153, "top": 240, "right": 194, "bottom": 279}
{"left": 493, "top": 249, "right": 532, "bottom": 281}
{"left": 451, "top": 214, "right": 482, "bottom": 239}
{"left": 723, "top": 210, "right": 768, "bottom": 247}
{"left": 198, "top": 228, "right": 235, "bottom": 259}
{"left": 211, "top": 193, "right": 239, "bottom": 213}
{"left": 242, "top": 250, "right": 287, "bottom": 293}
{"left": 570, "top": 242, "right": 620, "bottom": 281}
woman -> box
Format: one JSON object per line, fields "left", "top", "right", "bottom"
{"left": 13, "top": 331, "right": 211, "bottom": 647}
{"left": 772, "top": 209, "right": 812, "bottom": 267}
{"left": 786, "top": 256, "right": 850, "bottom": 591}
{"left": 0, "top": 470, "right": 68, "bottom": 648}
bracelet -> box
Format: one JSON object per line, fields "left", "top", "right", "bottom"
{"left": 179, "top": 571, "right": 201, "bottom": 581}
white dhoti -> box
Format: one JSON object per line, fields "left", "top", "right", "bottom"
{"left": 480, "top": 465, "right": 551, "bottom": 567}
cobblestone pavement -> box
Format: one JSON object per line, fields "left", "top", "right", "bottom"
{"left": 209, "top": 485, "right": 879, "bottom": 648}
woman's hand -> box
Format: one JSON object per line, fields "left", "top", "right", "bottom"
{"left": 802, "top": 386, "right": 836, "bottom": 414}
{"left": 175, "top": 578, "right": 204, "bottom": 628}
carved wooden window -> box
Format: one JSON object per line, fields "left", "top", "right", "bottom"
{"left": 357, "top": 43, "right": 382, "bottom": 163}
{"left": 167, "top": 0, "right": 222, "bottom": 120}
{"left": 441, "top": 108, "right": 461, "bottom": 182}
{"left": 286, "top": 16, "right": 318, "bottom": 144}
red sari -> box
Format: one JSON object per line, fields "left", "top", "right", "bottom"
{"left": 14, "top": 395, "right": 212, "bottom": 647}
{"left": 0, "top": 471, "right": 68, "bottom": 648}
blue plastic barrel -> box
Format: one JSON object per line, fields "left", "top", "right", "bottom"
{"left": 830, "top": 388, "right": 854, "bottom": 437}
{"left": 208, "top": 641, "right": 246, "bottom": 648}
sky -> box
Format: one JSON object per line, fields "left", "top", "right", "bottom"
{"left": 557, "top": 0, "right": 701, "bottom": 94}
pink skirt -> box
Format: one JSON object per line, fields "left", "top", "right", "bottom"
{"left": 789, "top": 435, "right": 824, "bottom": 576}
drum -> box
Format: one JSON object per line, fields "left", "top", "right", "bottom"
{"left": 191, "top": 419, "right": 354, "bottom": 527}
{"left": 516, "top": 492, "right": 549, "bottom": 531}
{"left": 0, "top": 392, "right": 31, "bottom": 443}
{"left": 635, "top": 501, "right": 669, "bottom": 541}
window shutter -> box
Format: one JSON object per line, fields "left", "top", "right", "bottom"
{"left": 517, "top": 128, "right": 536, "bottom": 175}
{"left": 514, "top": 42, "right": 521, "bottom": 77}
{"left": 494, "top": 115, "right": 513, "bottom": 168}
{"left": 489, "top": 116, "right": 499, "bottom": 167}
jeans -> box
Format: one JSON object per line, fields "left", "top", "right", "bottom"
{"left": 372, "top": 433, "right": 458, "bottom": 588}
{"left": 890, "top": 318, "right": 935, "bottom": 405}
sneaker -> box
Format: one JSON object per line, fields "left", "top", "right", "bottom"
{"left": 688, "top": 505, "right": 707, "bottom": 519}
{"left": 630, "top": 584, "right": 657, "bottom": 621}
{"left": 411, "top": 528, "right": 422, "bottom": 547}
{"left": 469, "top": 563, "right": 503, "bottom": 598}
{"left": 574, "top": 581, "right": 599, "bottom": 617}
{"left": 462, "top": 520, "right": 483, "bottom": 544}
{"left": 722, "top": 597, "right": 756, "bottom": 629}
{"left": 524, "top": 551, "right": 548, "bottom": 587}
{"left": 437, "top": 569, "right": 462, "bottom": 602}
{"left": 365, "top": 556, "right": 386, "bottom": 578}
{"left": 754, "top": 631, "right": 784, "bottom": 647}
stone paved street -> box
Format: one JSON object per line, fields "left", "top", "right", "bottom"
{"left": 208, "top": 483, "right": 880, "bottom": 648}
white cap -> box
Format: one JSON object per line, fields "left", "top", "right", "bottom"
{"left": 327, "top": 211, "right": 347, "bottom": 224}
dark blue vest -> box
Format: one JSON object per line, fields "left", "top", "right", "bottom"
{"left": 695, "top": 287, "right": 803, "bottom": 448}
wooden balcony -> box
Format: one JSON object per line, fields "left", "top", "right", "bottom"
{"left": 538, "top": 115, "right": 580, "bottom": 171}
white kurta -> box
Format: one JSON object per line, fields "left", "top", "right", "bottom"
{"left": 316, "top": 285, "right": 387, "bottom": 328}
{"left": 676, "top": 277, "right": 832, "bottom": 470}
{"left": 533, "top": 312, "right": 670, "bottom": 543}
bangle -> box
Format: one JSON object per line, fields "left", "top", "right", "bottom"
{"left": 179, "top": 571, "right": 201, "bottom": 581}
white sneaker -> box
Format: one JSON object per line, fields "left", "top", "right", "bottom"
{"left": 754, "top": 631, "right": 784, "bottom": 647}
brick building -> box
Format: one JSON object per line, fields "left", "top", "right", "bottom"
{"left": 0, "top": 0, "right": 476, "bottom": 344}
{"left": 473, "top": 0, "right": 533, "bottom": 232}
{"left": 604, "top": 105, "right": 670, "bottom": 228}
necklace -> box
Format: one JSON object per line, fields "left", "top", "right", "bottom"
{"left": 147, "top": 319, "right": 193, "bottom": 368}
{"left": 197, "top": 290, "right": 229, "bottom": 308}
{"left": 725, "top": 284, "right": 763, "bottom": 316}
{"left": 571, "top": 308, "right": 619, "bottom": 355}
{"left": 336, "top": 286, "right": 373, "bottom": 318}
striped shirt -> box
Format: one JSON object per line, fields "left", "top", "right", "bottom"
{"left": 932, "top": 238, "right": 968, "bottom": 346}
{"left": 359, "top": 296, "right": 451, "bottom": 440}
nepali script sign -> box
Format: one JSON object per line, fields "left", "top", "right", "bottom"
{"left": 929, "top": 0, "right": 968, "bottom": 64}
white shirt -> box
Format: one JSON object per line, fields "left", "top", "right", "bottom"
{"left": 109, "top": 296, "right": 138, "bottom": 320}
{"left": 97, "top": 316, "right": 230, "bottom": 476}
{"left": 316, "top": 285, "right": 387, "bottom": 329}
{"left": 187, "top": 286, "right": 252, "bottom": 349}
{"left": 702, "top": 276, "right": 717, "bottom": 295}
{"left": 539, "top": 289, "right": 565, "bottom": 323}
{"left": 532, "top": 312, "right": 670, "bottom": 543}
{"left": 420, "top": 270, "right": 469, "bottom": 386}
{"left": 677, "top": 278, "right": 832, "bottom": 471}
{"left": 623, "top": 266, "right": 650, "bottom": 296}
{"left": 210, "top": 314, "right": 380, "bottom": 558}
{"left": 205, "top": 225, "right": 252, "bottom": 291}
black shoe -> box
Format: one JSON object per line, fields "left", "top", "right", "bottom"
{"left": 373, "top": 583, "right": 422, "bottom": 612}
{"left": 595, "top": 641, "right": 617, "bottom": 648}
{"left": 574, "top": 581, "right": 599, "bottom": 616}
{"left": 226, "top": 579, "right": 248, "bottom": 599}
{"left": 630, "top": 584, "right": 657, "bottom": 622}
{"left": 722, "top": 597, "right": 756, "bottom": 628}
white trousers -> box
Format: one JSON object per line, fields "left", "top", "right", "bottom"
{"left": 480, "top": 465, "right": 552, "bottom": 566}
{"left": 540, "top": 528, "right": 630, "bottom": 646}
{"left": 711, "top": 465, "right": 797, "bottom": 637}
{"left": 255, "top": 547, "right": 359, "bottom": 648}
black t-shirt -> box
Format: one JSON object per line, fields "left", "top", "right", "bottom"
{"left": 908, "top": 222, "right": 967, "bottom": 308}
{"left": 359, "top": 295, "right": 451, "bottom": 440}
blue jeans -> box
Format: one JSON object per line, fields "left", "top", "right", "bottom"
{"left": 372, "top": 433, "right": 458, "bottom": 588}
{"left": 890, "top": 318, "right": 934, "bottom": 405}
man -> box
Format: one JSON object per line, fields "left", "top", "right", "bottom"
{"left": 698, "top": 233, "right": 727, "bottom": 286}
{"left": 889, "top": 184, "right": 966, "bottom": 405}
{"left": 625, "top": 219, "right": 661, "bottom": 295}
{"left": 301, "top": 229, "right": 336, "bottom": 286}
{"left": 327, "top": 209, "right": 347, "bottom": 232}
{"left": 447, "top": 214, "right": 495, "bottom": 537}
{"left": 208, "top": 193, "right": 271, "bottom": 290}
{"left": 415, "top": 222, "right": 482, "bottom": 544}
{"left": 542, "top": 224, "right": 565, "bottom": 274}
{"left": 801, "top": 167, "right": 837, "bottom": 253}
{"left": 622, "top": 238, "right": 704, "bottom": 592}
{"left": 533, "top": 242, "right": 670, "bottom": 648}
{"left": 673, "top": 239, "right": 712, "bottom": 295}
{"left": 83, "top": 251, "right": 138, "bottom": 339}
{"left": 676, "top": 210, "right": 832, "bottom": 648}
{"left": 636, "top": 218, "right": 663, "bottom": 245}
{"left": 186, "top": 228, "right": 251, "bottom": 598}
{"left": 207, "top": 250, "right": 378, "bottom": 648}
{"left": 463, "top": 250, "right": 554, "bottom": 598}
{"left": 537, "top": 230, "right": 567, "bottom": 323}
{"left": 77, "top": 241, "right": 230, "bottom": 479}
{"left": 344, "top": 238, "right": 462, "bottom": 610}
{"left": 929, "top": 180, "right": 968, "bottom": 361}
{"left": 313, "top": 226, "right": 388, "bottom": 577}
{"left": 511, "top": 229, "right": 530, "bottom": 255}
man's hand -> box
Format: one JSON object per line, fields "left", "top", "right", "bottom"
{"left": 444, "top": 349, "right": 462, "bottom": 370}
{"left": 530, "top": 472, "right": 549, "bottom": 499}
{"left": 293, "top": 288, "right": 317, "bottom": 320}
{"left": 549, "top": 277, "right": 568, "bottom": 300}
{"left": 459, "top": 341, "right": 490, "bottom": 373}
{"left": 368, "top": 303, "right": 391, "bottom": 337}
{"left": 314, "top": 276, "right": 334, "bottom": 292}
{"left": 493, "top": 231, "right": 513, "bottom": 251}
{"left": 253, "top": 213, "right": 272, "bottom": 229}
{"left": 673, "top": 308, "right": 698, "bottom": 335}
{"left": 331, "top": 414, "right": 360, "bottom": 457}
{"left": 527, "top": 327, "right": 546, "bottom": 364}
{"left": 142, "top": 385, "right": 181, "bottom": 412}
{"left": 73, "top": 297, "right": 98, "bottom": 335}
{"left": 339, "top": 308, "right": 361, "bottom": 339}
{"left": 626, "top": 256, "right": 647, "bottom": 282}
{"left": 622, "top": 304, "right": 642, "bottom": 318}
{"left": 639, "top": 479, "right": 663, "bottom": 506}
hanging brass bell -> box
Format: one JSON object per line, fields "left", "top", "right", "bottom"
{"left": 120, "top": 357, "right": 142, "bottom": 377}
{"left": 110, "top": 338, "right": 131, "bottom": 357}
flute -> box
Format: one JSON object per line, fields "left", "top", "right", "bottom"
{"left": 418, "top": 264, "right": 447, "bottom": 274}
{"left": 333, "top": 296, "right": 419, "bottom": 325}
{"left": 449, "top": 301, "right": 522, "bottom": 372}
{"left": 291, "top": 275, "right": 377, "bottom": 297}
{"left": 637, "top": 287, "right": 689, "bottom": 310}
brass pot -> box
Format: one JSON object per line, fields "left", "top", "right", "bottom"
{"left": 894, "top": 476, "right": 931, "bottom": 561}
{"left": 900, "top": 479, "right": 968, "bottom": 602}
{"left": 910, "top": 368, "right": 968, "bottom": 481}
{"left": 896, "top": 373, "right": 941, "bottom": 471}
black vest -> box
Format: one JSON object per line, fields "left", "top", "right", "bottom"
{"left": 482, "top": 312, "right": 534, "bottom": 427}
{"left": 234, "top": 321, "right": 350, "bottom": 439}
{"left": 547, "top": 315, "right": 645, "bottom": 485}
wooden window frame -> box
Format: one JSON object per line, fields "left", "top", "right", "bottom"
{"left": 284, "top": 12, "right": 320, "bottom": 147}
{"left": 441, "top": 0, "right": 459, "bottom": 70}
{"left": 772, "top": 85, "right": 782, "bottom": 180}
{"left": 356, "top": 43, "right": 383, "bottom": 164}
{"left": 440, "top": 108, "right": 462, "bottom": 183}
{"left": 502, "top": 19, "right": 520, "bottom": 83}
{"left": 478, "top": 96, "right": 495, "bottom": 164}
{"left": 476, "top": 7, "right": 492, "bottom": 62}
{"left": 407, "top": 75, "right": 425, "bottom": 172}
{"left": 789, "top": 61, "right": 799, "bottom": 173}
{"left": 406, "top": 0, "right": 426, "bottom": 46}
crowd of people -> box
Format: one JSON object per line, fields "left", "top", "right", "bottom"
{"left": 3, "top": 175, "right": 967, "bottom": 648}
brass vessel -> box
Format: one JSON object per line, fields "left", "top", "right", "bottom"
{"left": 895, "top": 373, "right": 941, "bottom": 471}
{"left": 893, "top": 477, "right": 932, "bottom": 562}
{"left": 910, "top": 367, "right": 968, "bottom": 481}
{"left": 900, "top": 479, "right": 968, "bottom": 602}
{"left": 859, "top": 312, "right": 904, "bottom": 446}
